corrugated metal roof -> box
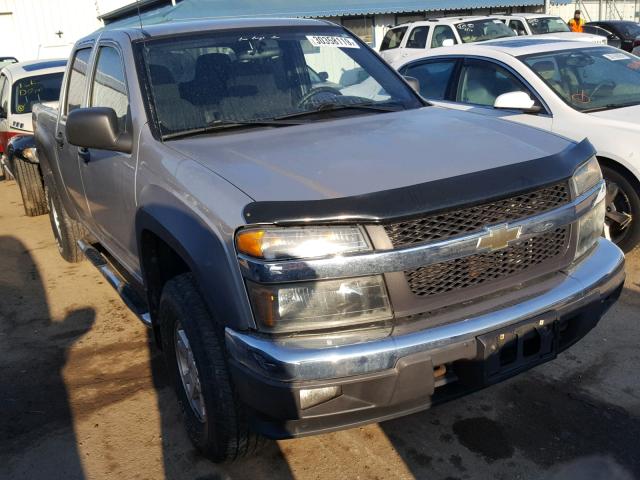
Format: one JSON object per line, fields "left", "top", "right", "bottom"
{"left": 107, "top": 0, "right": 544, "bottom": 28}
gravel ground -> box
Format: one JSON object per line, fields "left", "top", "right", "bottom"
{"left": 0, "top": 178, "right": 639, "bottom": 480}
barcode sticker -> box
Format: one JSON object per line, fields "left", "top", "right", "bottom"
{"left": 603, "top": 53, "right": 628, "bottom": 61}
{"left": 306, "top": 35, "right": 360, "bottom": 48}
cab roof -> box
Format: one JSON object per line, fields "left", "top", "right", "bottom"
{"left": 394, "top": 16, "right": 496, "bottom": 28}
{"left": 84, "top": 17, "right": 336, "bottom": 43}
{"left": 1, "top": 59, "right": 66, "bottom": 79}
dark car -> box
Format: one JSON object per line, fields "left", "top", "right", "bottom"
{"left": 586, "top": 20, "right": 640, "bottom": 51}
{"left": 582, "top": 24, "right": 623, "bottom": 49}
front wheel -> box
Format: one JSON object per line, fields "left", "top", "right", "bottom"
{"left": 602, "top": 165, "right": 640, "bottom": 253}
{"left": 159, "top": 273, "right": 262, "bottom": 462}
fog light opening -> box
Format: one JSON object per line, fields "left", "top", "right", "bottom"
{"left": 300, "top": 386, "right": 342, "bottom": 410}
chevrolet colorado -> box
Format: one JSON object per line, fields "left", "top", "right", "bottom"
{"left": 33, "top": 18, "right": 625, "bottom": 462}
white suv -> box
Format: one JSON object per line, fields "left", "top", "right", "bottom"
{"left": 378, "top": 16, "right": 515, "bottom": 64}
{"left": 492, "top": 14, "right": 607, "bottom": 45}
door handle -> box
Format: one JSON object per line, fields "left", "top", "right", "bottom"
{"left": 78, "top": 147, "right": 91, "bottom": 163}
{"left": 55, "top": 132, "right": 64, "bottom": 148}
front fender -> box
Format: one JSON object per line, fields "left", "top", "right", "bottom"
{"left": 7, "top": 134, "right": 37, "bottom": 165}
{"left": 135, "top": 185, "right": 255, "bottom": 331}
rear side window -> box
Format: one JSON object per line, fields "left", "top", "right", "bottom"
{"left": 65, "top": 48, "right": 92, "bottom": 115}
{"left": 11, "top": 73, "right": 63, "bottom": 114}
{"left": 405, "top": 26, "right": 430, "bottom": 49}
{"left": 401, "top": 60, "right": 457, "bottom": 99}
{"left": 380, "top": 27, "right": 408, "bottom": 51}
{"left": 91, "top": 46, "right": 129, "bottom": 133}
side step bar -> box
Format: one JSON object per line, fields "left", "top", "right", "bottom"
{"left": 77, "top": 240, "right": 152, "bottom": 327}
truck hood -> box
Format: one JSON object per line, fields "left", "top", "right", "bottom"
{"left": 168, "top": 107, "right": 572, "bottom": 202}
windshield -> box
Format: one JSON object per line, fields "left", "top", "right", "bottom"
{"left": 11, "top": 72, "right": 63, "bottom": 114}
{"left": 455, "top": 19, "right": 516, "bottom": 43}
{"left": 141, "top": 27, "right": 422, "bottom": 138}
{"left": 522, "top": 47, "right": 640, "bottom": 112}
{"left": 526, "top": 17, "right": 570, "bottom": 34}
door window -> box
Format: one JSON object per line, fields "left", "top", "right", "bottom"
{"left": 65, "top": 48, "right": 92, "bottom": 115}
{"left": 509, "top": 20, "right": 528, "bottom": 36}
{"left": 401, "top": 60, "right": 457, "bottom": 99}
{"left": 431, "top": 26, "right": 457, "bottom": 48}
{"left": 405, "top": 26, "right": 430, "bottom": 49}
{"left": 90, "top": 46, "right": 129, "bottom": 134}
{"left": 380, "top": 27, "right": 408, "bottom": 51}
{"left": 457, "top": 60, "right": 534, "bottom": 107}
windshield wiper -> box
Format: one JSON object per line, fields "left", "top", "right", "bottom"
{"left": 582, "top": 101, "right": 640, "bottom": 113}
{"left": 162, "top": 118, "right": 303, "bottom": 140}
{"left": 273, "top": 102, "right": 405, "bottom": 121}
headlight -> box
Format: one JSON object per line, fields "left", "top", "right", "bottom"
{"left": 575, "top": 194, "right": 606, "bottom": 259}
{"left": 236, "top": 226, "right": 370, "bottom": 260}
{"left": 572, "top": 157, "right": 605, "bottom": 259}
{"left": 247, "top": 275, "right": 392, "bottom": 333}
{"left": 571, "top": 156, "right": 602, "bottom": 197}
{"left": 21, "top": 147, "right": 37, "bottom": 162}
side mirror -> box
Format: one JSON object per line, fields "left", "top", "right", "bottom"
{"left": 442, "top": 39, "right": 455, "bottom": 47}
{"left": 493, "top": 91, "right": 541, "bottom": 114}
{"left": 66, "top": 107, "right": 132, "bottom": 153}
{"left": 318, "top": 71, "right": 329, "bottom": 82}
{"left": 403, "top": 75, "right": 420, "bottom": 93}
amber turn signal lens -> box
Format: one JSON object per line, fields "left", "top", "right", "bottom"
{"left": 236, "top": 230, "right": 265, "bottom": 258}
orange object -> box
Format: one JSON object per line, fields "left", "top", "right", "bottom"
{"left": 568, "top": 18, "right": 584, "bottom": 33}
{"left": 236, "top": 229, "right": 265, "bottom": 257}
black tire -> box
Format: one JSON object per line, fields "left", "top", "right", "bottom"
{"left": 13, "top": 157, "right": 48, "bottom": 217}
{"left": 159, "top": 273, "right": 261, "bottom": 462}
{"left": 602, "top": 165, "right": 640, "bottom": 253}
{"left": 44, "top": 179, "right": 87, "bottom": 262}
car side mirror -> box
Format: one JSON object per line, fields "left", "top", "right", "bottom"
{"left": 493, "top": 91, "right": 541, "bottom": 114}
{"left": 66, "top": 107, "right": 132, "bottom": 154}
{"left": 403, "top": 75, "right": 420, "bottom": 93}
{"left": 442, "top": 39, "right": 455, "bottom": 47}
{"left": 318, "top": 71, "right": 329, "bottom": 81}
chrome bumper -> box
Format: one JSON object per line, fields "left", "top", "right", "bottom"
{"left": 226, "top": 238, "right": 625, "bottom": 382}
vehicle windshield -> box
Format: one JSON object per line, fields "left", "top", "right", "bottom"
{"left": 526, "top": 17, "right": 570, "bottom": 34}
{"left": 455, "top": 19, "right": 516, "bottom": 43}
{"left": 11, "top": 72, "right": 63, "bottom": 114}
{"left": 141, "top": 27, "right": 422, "bottom": 138}
{"left": 521, "top": 47, "right": 640, "bottom": 112}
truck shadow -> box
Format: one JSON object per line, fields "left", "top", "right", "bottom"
{"left": 0, "top": 235, "right": 95, "bottom": 480}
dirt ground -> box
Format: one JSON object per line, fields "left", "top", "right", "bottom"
{"left": 1, "top": 178, "right": 639, "bottom": 480}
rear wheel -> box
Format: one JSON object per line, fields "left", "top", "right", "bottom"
{"left": 602, "top": 165, "right": 640, "bottom": 253}
{"left": 159, "top": 273, "right": 262, "bottom": 462}
{"left": 13, "top": 157, "right": 48, "bottom": 216}
{"left": 45, "top": 180, "right": 87, "bottom": 262}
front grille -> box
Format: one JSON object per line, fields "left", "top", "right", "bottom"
{"left": 384, "top": 182, "right": 570, "bottom": 248}
{"left": 405, "top": 227, "right": 569, "bottom": 297}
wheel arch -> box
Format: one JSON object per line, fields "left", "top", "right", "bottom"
{"left": 597, "top": 155, "right": 640, "bottom": 193}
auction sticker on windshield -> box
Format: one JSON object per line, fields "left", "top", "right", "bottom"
{"left": 603, "top": 53, "right": 629, "bottom": 61}
{"left": 306, "top": 35, "right": 360, "bottom": 48}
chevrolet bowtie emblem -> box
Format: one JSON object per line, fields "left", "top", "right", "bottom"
{"left": 477, "top": 224, "right": 522, "bottom": 251}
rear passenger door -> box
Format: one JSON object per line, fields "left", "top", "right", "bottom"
{"left": 56, "top": 46, "right": 93, "bottom": 220}
{"left": 79, "top": 42, "right": 136, "bottom": 265}
{"left": 399, "top": 58, "right": 458, "bottom": 100}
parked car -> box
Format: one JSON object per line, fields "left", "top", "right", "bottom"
{"left": 34, "top": 18, "right": 623, "bottom": 462}
{"left": 378, "top": 16, "right": 516, "bottom": 64}
{"left": 587, "top": 20, "right": 640, "bottom": 52}
{"left": 391, "top": 38, "right": 640, "bottom": 252}
{"left": 491, "top": 14, "right": 607, "bottom": 45}
{"left": 582, "top": 24, "right": 623, "bottom": 49}
{"left": 0, "top": 59, "right": 65, "bottom": 215}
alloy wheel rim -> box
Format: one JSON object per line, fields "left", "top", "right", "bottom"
{"left": 175, "top": 322, "right": 207, "bottom": 422}
{"left": 605, "top": 179, "right": 633, "bottom": 245}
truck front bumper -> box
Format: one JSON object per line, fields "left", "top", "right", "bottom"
{"left": 225, "top": 239, "right": 625, "bottom": 439}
